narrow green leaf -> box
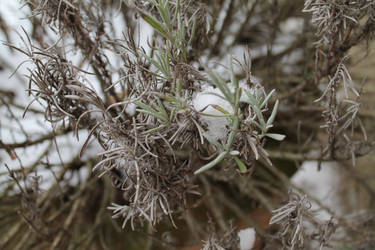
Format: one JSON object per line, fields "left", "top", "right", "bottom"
{"left": 141, "top": 52, "right": 166, "bottom": 78}
{"left": 137, "top": 110, "right": 167, "bottom": 121}
{"left": 135, "top": 101, "right": 168, "bottom": 122}
{"left": 248, "top": 119, "right": 262, "bottom": 131}
{"left": 209, "top": 71, "right": 234, "bottom": 104}
{"left": 164, "top": 94, "right": 178, "bottom": 104}
{"left": 155, "top": 0, "right": 171, "bottom": 30}
{"left": 266, "top": 124, "right": 274, "bottom": 130}
{"left": 203, "top": 92, "right": 228, "bottom": 102}
{"left": 265, "top": 133, "right": 286, "bottom": 141}
{"left": 188, "top": 17, "right": 197, "bottom": 46}
{"left": 235, "top": 87, "right": 242, "bottom": 109}
{"left": 143, "top": 124, "right": 168, "bottom": 134}
{"left": 234, "top": 156, "right": 247, "bottom": 173}
{"left": 203, "top": 134, "right": 224, "bottom": 150}
{"left": 199, "top": 113, "right": 229, "bottom": 118}
{"left": 177, "top": 13, "right": 185, "bottom": 41}
{"left": 156, "top": 98, "right": 169, "bottom": 120}
{"left": 229, "top": 56, "right": 239, "bottom": 89}
{"left": 252, "top": 104, "right": 266, "bottom": 128}
{"left": 174, "top": 0, "right": 181, "bottom": 23}
{"left": 155, "top": 51, "right": 170, "bottom": 78}
{"left": 225, "top": 116, "right": 239, "bottom": 150}
{"left": 194, "top": 152, "right": 227, "bottom": 175}
{"left": 243, "top": 90, "right": 259, "bottom": 106}
{"left": 154, "top": 52, "right": 165, "bottom": 73}
{"left": 142, "top": 14, "right": 171, "bottom": 41}
{"left": 135, "top": 101, "right": 156, "bottom": 113}
{"left": 229, "top": 150, "right": 240, "bottom": 156}
{"left": 211, "top": 105, "right": 231, "bottom": 115}
{"left": 267, "top": 99, "right": 279, "bottom": 127}
{"left": 170, "top": 107, "right": 177, "bottom": 122}
{"left": 260, "top": 89, "right": 275, "bottom": 109}
{"left": 175, "top": 79, "right": 182, "bottom": 97}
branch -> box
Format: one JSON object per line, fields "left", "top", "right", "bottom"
{"left": 0, "top": 128, "right": 71, "bottom": 149}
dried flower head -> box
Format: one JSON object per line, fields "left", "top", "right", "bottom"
{"left": 269, "top": 191, "right": 313, "bottom": 249}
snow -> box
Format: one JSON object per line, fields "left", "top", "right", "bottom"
{"left": 0, "top": 0, "right": 102, "bottom": 190}
{"left": 0, "top": 0, "right": 150, "bottom": 193}
{"left": 289, "top": 161, "right": 347, "bottom": 249}
{"left": 192, "top": 80, "right": 254, "bottom": 141}
{"left": 125, "top": 102, "right": 136, "bottom": 116}
{"left": 238, "top": 227, "right": 256, "bottom": 250}
{"left": 192, "top": 84, "right": 233, "bottom": 141}
{"left": 291, "top": 161, "right": 343, "bottom": 220}
{"left": 137, "top": 19, "right": 154, "bottom": 55}
{"left": 0, "top": 1, "right": 32, "bottom": 33}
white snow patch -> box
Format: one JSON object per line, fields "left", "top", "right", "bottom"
{"left": 125, "top": 102, "right": 136, "bottom": 116}
{"left": 291, "top": 161, "right": 342, "bottom": 220}
{"left": 193, "top": 85, "right": 232, "bottom": 141}
{"left": 137, "top": 19, "right": 154, "bottom": 55}
{"left": 291, "top": 161, "right": 350, "bottom": 249}
{"left": 238, "top": 227, "right": 256, "bottom": 250}
{"left": 192, "top": 81, "right": 254, "bottom": 141}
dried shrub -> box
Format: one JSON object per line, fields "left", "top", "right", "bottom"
{"left": 0, "top": 0, "right": 374, "bottom": 249}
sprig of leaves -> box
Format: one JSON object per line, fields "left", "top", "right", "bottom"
{"left": 194, "top": 58, "right": 285, "bottom": 175}
{"left": 242, "top": 89, "right": 285, "bottom": 141}
{"left": 135, "top": 98, "right": 169, "bottom": 123}
{"left": 140, "top": 0, "right": 197, "bottom": 62}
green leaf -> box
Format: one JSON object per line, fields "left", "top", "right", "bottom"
{"left": 142, "top": 13, "right": 171, "bottom": 41}
{"left": 265, "top": 133, "right": 285, "bottom": 141}
{"left": 156, "top": 98, "right": 169, "bottom": 121}
{"left": 229, "top": 150, "right": 240, "bottom": 156}
{"left": 170, "top": 107, "right": 177, "bottom": 122}
{"left": 260, "top": 89, "right": 275, "bottom": 109}
{"left": 188, "top": 17, "right": 197, "bottom": 46}
{"left": 229, "top": 56, "right": 239, "bottom": 89}
{"left": 174, "top": 0, "right": 181, "bottom": 23}
{"left": 211, "top": 104, "right": 231, "bottom": 115}
{"left": 177, "top": 12, "right": 185, "bottom": 42}
{"left": 203, "top": 92, "right": 228, "bottom": 102}
{"left": 155, "top": 0, "right": 171, "bottom": 30}
{"left": 235, "top": 87, "right": 242, "bottom": 109}
{"left": 155, "top": 51, "right": 171, "bottom": 79}
{"left": 225, "top": 116, "right": 239, "bottom": 150}
{"left": 143, "top": 124, "right": 168, "bottom": 134}
{"left": 164, "top": 94, "right": 178, "bottom": 104}
{"left": 243, "top": 90, "right": 259, "bottom": 106}
{"left": 135, "top": 101, "right": 168, "bottom": 122}
{"left": 267, "top": 99, "right": 279, "bottom": 127}
{"left": 203, "top": 134, "right": 224, "bottom": 150}
{"left": 209, "top": 71, "right": 234, "bottom": 104}
{"left": 252, "top": 104, "right": 266, "bottom": 129}
{"left": 234, "top": 156, "right": 247, "bottom": 173}
{"left": 141, "top": 52, "right": 166, "bottom": 78}
{"left": 194, "top": 152, "right": 227, "bottom": 175}
{"left": 135, "top": 101, "right": 156, "bottom": 113}
{"left": 137, "top": 109, "right": 167, "bottom": 121}
{"left": 248, "top": 119, "right": 262, "bottom": 131}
